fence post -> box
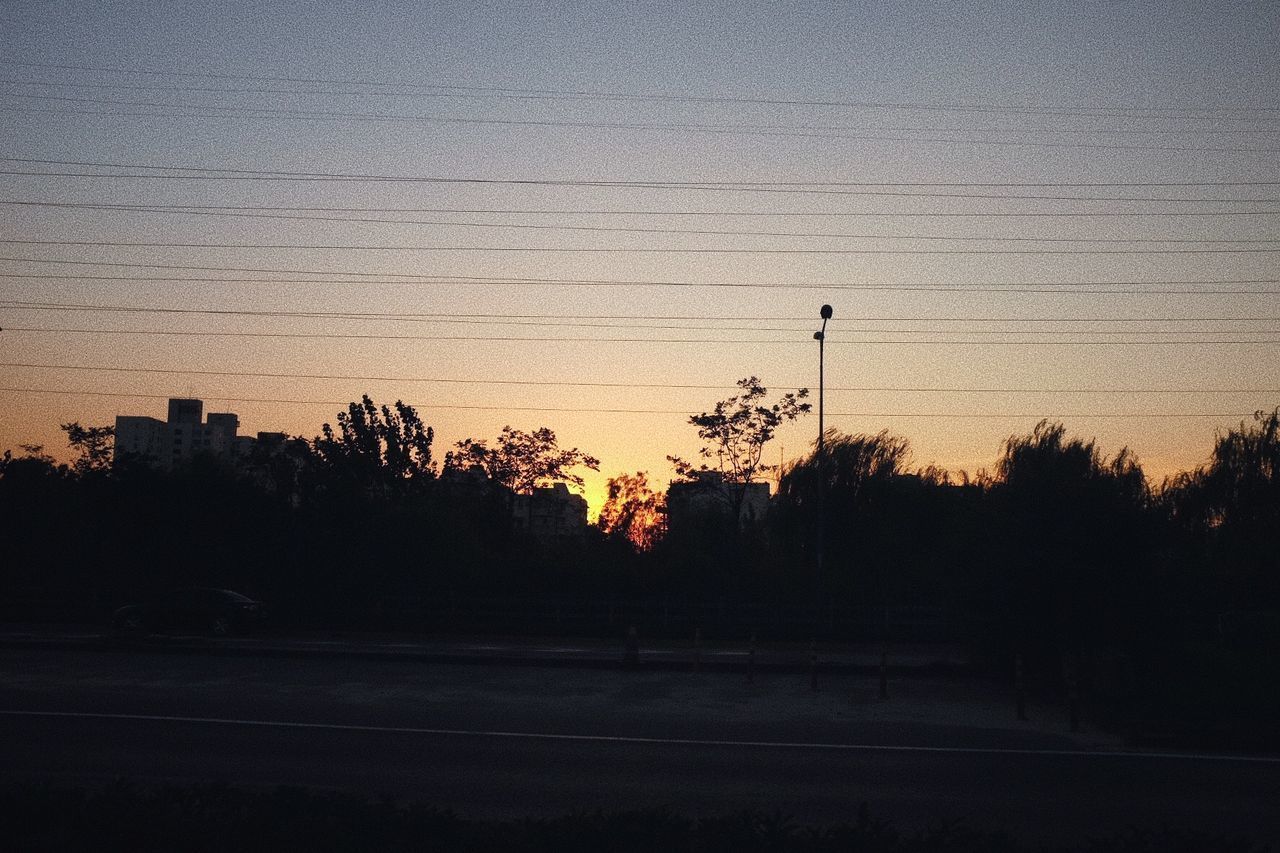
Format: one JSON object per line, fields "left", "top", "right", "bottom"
{"left": 879, "top": 650, "right": 889, "bottom": 699}
{"left": 1016, "top": 653, "right": 1028, "bottom": 721}
{"left": 809, "top": 638, "right": 819, "bottom": 691}
{"left": 747, "top": 631, "right": 756, "bottom": 684}
{"left": 1065, "top": 653, "right": 1080, "bottom": 732}
{"left": 623, "top": 625, "right": 639, "bottom": 669}
{"left": 693, "top": 626, "right": 702, "bottom": 673}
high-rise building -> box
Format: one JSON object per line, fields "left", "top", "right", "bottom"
{"left": 114, "top": 398, "right": 253, "bottom": 469}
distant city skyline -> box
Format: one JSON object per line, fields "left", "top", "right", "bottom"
{"left": 2, "top": 0, "right": 1278, "bottom": 515}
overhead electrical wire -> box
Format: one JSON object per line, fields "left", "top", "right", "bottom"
{"left": 8, "top": 168, "right": 1278, "bottom": 201}
{"left": 4, "top": 157, "right": 1278, "bottom": 186}
{"left": 4, "top": 238, "right": 1277, "bottom": 255}
{"left": 4, "top": 200, "right": 1277, "bottom": 240}
{"left": 4, "top": 302, "right": 1280, "bottom": 335}
{"left": 4, "top": 362, "right": 1278, "bottom": 395}
{"left": 0, "top": 386, "right": 1264, "bottom": 419}
{"left": 13, "top": 91, "right": 1271, "bottom": 138}
{"left": 4, "top": 156, "right": 1278, "bottom": 189}
{"left": 6, "top": 79, "right": 1280, "bottom": 137}
{"left": 6, "top": 299, "right": 1279, "bottom": 325}
{"left": 7, "top": 94, "right": 1280, "bottom": 152}
{"left": 5, "top": 327, "right": 1280, "bottom": 346}
{"left": 9, "top": 166, "right": 1280, "bottom": 201}
{"left": 2, "top": 260, "right": 1277, "bottom": 295}
{"left": 3, "top": 199, "right": 1277, "bottom": 218}
{"left": 3, "top": 58, "right": 1277, "bottom": 120}
{"left": 4, "top": 159, "right": 1280, "bottom": 204}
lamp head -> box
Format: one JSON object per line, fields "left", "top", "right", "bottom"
{"left": 820, "top": 304, "right": 833, "bottom": 320}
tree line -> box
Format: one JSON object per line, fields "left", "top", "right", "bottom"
{"left": 2, "top": 385, "right": 1277, "bottom": 668}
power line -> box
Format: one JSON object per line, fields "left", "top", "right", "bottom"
{"left": 0, "top": 385, "right": 1266, "bottom": 419}
{"left": 4, "top": 201, "right": 1277, "bottom": 242}
{"left": 5, "top": 156, "right": 1278, "bottom": 189}
{"left": 2, "top": 261, "right": 1277, "bottom": 295}
{"left": 7, "top": 299, "right": 1279, "bottom": 324}
{"left": 0, "top": 303, "right": 817, "bottom": 333}
{"left": 6, "top": 302, "right": 1280, "bottom": 335}
{"left": 8, "top": 91, "right": 1255, "bottom": 139}
{"left": 8, "top": 94, "right": 1280, "bottom": 153}
{"left": 5, "top": 327, "right": 1280, "bottom": 346}
{"left": 4, "top": 362, "right": 1277, "bottom": 395}
{"left": 9, "top": 166, "right": 1280, "bottom": 202}
{"left": 4, "top": 199, "right": 1277, "bottom": 218}
{"left": 8, "top": 79, "right": 1280, "bottom": 136}
{"left": 4, "top": 58, "right": 1277, "bottom": 119}
{"left": 21, "top": 103, "right": 1280, "bottom": 144}
{"left": 6, "top": 239, "right": 1278, "bottom": 255}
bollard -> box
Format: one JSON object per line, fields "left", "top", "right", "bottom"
{"left": 879, "top": 650, "right": 889, "bottom": 699}
{"left": 1065, "top": 654, "right": 1080, "bottom": 732}
{"left": 693, "top": 627, "right": 702, "bottom": 673}
{"left": 623, "top": 624, "right": 639, "bottom": 669}
{"left": 1015, "top": 653, "right": 1028, "bottom": 721}
{"left": 747, "top": 631, "right": 756, "bottom": 684}
{"left": 809, "top": 639, "right": 819, "bottom": 691}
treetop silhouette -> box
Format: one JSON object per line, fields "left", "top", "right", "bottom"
{"left": 445, "top": 426, "right": 599, "bottom": 494}
{"left": 667, "top": 376, "right": 810, "bottom": 485}
{"left": 312, "top": 395, "right": 436, "bottom": 487}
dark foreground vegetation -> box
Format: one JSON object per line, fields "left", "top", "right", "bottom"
{"left": 0, "top": 781, "right": 1269, "bottom": 853}
{"left": 2, "top": 394, "right": 1278, "bottom": 747}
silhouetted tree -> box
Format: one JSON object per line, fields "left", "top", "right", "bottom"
{"left": 995, "top": 421, "right": 1147, "bottom": 503}
{"left": 445, "top": 426, "right": 598, "bottom": 494}
{"left": 772, "top": 429, "right": 970, "bottom": 614}
{"left": 667, "top": 376, "right": 809, "bottom": 519}
{"left": 0, "top": 445, "right": 61, "bottom": 480}
{"left": 311, "top": 395, "right": 435, "bottom": 491}
{"left": 987, "top": 420, "right": 1154, "bottom": 669}
{"left": 597, "top": 471, "right": 666, "bottom": 551}
{"left": 778, "top": 428, "right": 910, "bottom": 509}
{"left": 1163, "top": 407, "right": 1280, "bottom": 607}
{"left": 60, "top": 421, "right": 115, "bottom": 476}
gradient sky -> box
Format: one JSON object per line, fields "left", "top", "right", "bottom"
{"left": 2, "top": 1, "right": 1278, "bottom": 515}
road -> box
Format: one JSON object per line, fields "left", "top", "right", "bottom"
{"left": 1, "top": 647, "right": 1276, "bottom": 846}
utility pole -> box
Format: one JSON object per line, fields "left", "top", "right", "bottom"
{"left": 814, "top": 305, "right": 832, "bottom": 637}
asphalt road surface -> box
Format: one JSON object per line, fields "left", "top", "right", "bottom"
{"left": 2, "top": 647, "right": 1277, "bottom": 846}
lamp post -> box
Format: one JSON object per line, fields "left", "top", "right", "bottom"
{"left": 814, "top": 305, "right": 832, "bottom": 637}
{"left": 815, "top": 304, "right": 831, "bottom": 451}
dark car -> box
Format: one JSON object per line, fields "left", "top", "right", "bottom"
{"left": 111, "top": 588, "right": 266, "bottom": 637}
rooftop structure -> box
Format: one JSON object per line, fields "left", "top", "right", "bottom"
{"left": 512, "top": 482, "right": 589, "bottom": 540}
{"left": 114, "top": 398, "right": 258, "bottom": 470}
{"left": 666, "top": 471, "right": 771, "bottom": 533}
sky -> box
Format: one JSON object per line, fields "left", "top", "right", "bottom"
{"left": 1, "top": 1, "right": 1278, "bottom": 515}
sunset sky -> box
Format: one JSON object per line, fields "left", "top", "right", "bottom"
{"left": 2, "top": 1, "right": 1278, "bottom": 515}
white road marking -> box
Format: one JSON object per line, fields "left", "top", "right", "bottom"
{"left": 2, "top": 709, "right": 1278, "bottom": 764}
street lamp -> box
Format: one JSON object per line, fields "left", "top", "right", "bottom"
{"left": 815, "top": 304, "right": 832, "bottom": 452}
{"left": 813, "top": 304, "right": 832, "bottom": 643}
